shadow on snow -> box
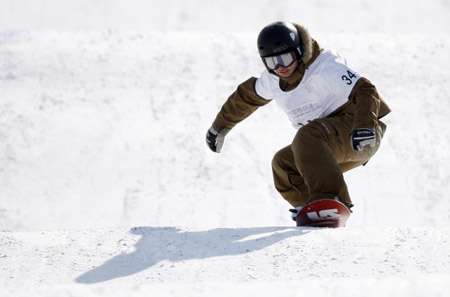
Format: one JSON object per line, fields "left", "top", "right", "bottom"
{"left": 76, "top": 226, "right": 308, "bottom": 283}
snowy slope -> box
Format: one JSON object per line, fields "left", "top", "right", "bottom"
{"left": 1, "top": 0, "right": 450, "bottom": 33}
{"left": 1, "top": 0, "right": 450, "bottom": 296}
{"left": 1, "top": 31, "right": 450, "bottom": 230}
{"left": 1, "top": 226, "right": 450, "bottom": 296}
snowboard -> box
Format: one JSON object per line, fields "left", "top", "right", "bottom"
{"left": 296, "top": 199, "right": 351, "bottom": 228}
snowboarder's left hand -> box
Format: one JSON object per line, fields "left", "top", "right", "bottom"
{"left": 350, "top": 128, "right": 375, "bottom": 151}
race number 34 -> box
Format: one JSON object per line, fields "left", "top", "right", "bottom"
{"left": 341, "top": 70, "right": 357, "bottom": 85}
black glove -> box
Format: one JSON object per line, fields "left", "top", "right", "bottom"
{"left": 206, "top": 126, "right": 225, "bottom": 153}
{"left": 350, "top": 128, "right": 375, "bottom": 151}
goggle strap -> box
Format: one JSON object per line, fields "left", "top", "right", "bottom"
{"left": 297, "top": 46, "right": 302, "bottom": 58}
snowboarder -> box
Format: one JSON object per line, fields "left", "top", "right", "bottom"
{"left": 205, "top": 22, "right": 391, "bottom": 221}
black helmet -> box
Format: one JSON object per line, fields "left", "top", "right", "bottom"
{"left": 257, "top": 22, "right": 303, "bottom": 59}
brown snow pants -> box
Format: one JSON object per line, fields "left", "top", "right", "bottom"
{"left": 272, "top": 113, "right": 386, "bottom": 208}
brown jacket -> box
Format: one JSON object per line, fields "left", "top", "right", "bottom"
{"left": 212, "top": 23, "right": 391, "bottom": 134}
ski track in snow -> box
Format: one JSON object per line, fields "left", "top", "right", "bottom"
{"left": 1, "top": 1, "right": 450, "bottom": 296}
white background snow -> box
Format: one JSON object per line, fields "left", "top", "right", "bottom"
{"left": 1, "top": 0, "right": 450, "bottom": 296}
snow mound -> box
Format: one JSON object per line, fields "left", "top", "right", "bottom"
{"left": 1, "top": 226, "right": 449, "bottom": 296}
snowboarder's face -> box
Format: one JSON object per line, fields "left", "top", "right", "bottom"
{"left": 274, "top": 60, "right": 298, "bottom": 78}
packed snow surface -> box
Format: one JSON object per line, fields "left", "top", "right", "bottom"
{"left": 1, "top": 1, "right": 450, "bottom": 296}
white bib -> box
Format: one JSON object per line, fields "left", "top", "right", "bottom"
{"left": 255, "top": 49, "right": 361, "bottom": 129}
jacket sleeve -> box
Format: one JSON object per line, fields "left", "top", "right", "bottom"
{"left": 348, "top": 77, "right": 390, "bottom": 131}
{"left": 212, "top": 77, "right": 272, "bottom": 134}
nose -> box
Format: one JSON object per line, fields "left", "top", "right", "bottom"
{"left": 276, "top": 66, "right": 289, "bottom": 72}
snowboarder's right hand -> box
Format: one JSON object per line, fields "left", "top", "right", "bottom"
{"left": 206, "top": 126, "right": 225, "bottom": 153}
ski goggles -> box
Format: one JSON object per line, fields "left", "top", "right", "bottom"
{"left": 263, "top": 52, "right": 295, "bottom": 70}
